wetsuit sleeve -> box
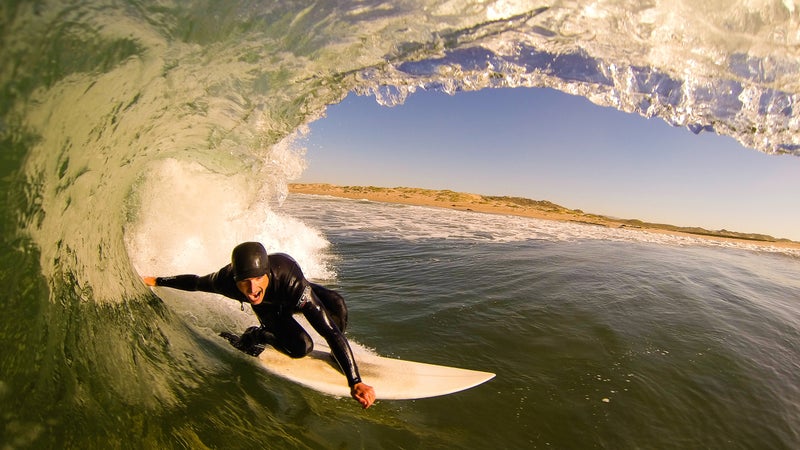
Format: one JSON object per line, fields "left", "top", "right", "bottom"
{"left": 299, "top": 287, "right": 362, "bottom": 387}
{"left": 155, "top": 273, "right": 218, "bottom": 293}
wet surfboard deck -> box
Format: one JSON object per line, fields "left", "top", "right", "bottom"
{"left": 222, "top": 333, "right": 495, "bottom": 400}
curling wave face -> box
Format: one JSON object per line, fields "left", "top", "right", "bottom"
{"left": 2, "top": 0, "right": 798, "bottom": 301}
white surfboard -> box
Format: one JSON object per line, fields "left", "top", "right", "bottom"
{"left": 256, "top": 339, "right": 495, "bottom": 400}
{"left": 151, "top": 288, "right": 494, "bottom": 399}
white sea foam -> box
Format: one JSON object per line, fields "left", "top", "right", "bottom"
{"left": 126, "top": 158, "right": 336, "bottom": 283}
{"left": 282, "top": 194, "right": 800, "bottom": 258}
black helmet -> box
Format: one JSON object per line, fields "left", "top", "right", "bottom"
{"left": 231, "top": 242, "right": 269, "bottom": 281}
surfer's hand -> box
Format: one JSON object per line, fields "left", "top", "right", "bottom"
{"left": 351, "top": 382, "right": 376, "bottom": 409}
{"left": 142, "top": 276, "right": 157, "bottom": 287}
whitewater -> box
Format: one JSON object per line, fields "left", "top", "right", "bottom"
{"left": 2, "top": 1, "right": 800, "bottom": 448}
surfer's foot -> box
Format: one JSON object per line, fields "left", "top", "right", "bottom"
{"left": 219, "top": 331, "right": 240, "bottom": 345}
{"left": 220, "top": 327, "right": 274, "bottom": 357}
{"left": 242, "top": 344, "right": 266, "bottom": 357}
{"left": 219, "top": 331, "right": 259, "bottom": 356}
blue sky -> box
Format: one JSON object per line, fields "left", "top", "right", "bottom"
{"left": 299, "top": 87, "right": 800, "bottom": 241}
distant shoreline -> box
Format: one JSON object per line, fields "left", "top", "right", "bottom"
{"left": 288, "top": 183, "right": 800, "bottom": 250}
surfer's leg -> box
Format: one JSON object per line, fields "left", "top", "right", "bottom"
{"left": 310, "top": 283, "right": 348, "bottom": 332}
{"left": 269, "top": 315, "right": 314, "bottom": 358}
{"left": 225, "top": 326, "right": 275, "bottom": 356}
{"left": 241, "top": 326, "right": 274, "bottom": 347}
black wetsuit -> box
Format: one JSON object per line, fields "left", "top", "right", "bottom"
{"left": 154, "top": 253, "right": 362, "bottom": 387}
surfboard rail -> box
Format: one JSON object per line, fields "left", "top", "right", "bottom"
{"left": 256, "top": 340, "right": 496, "bottom": 400}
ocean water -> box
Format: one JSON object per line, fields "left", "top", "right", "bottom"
{"left": 2, "top": 0, "right": 800, "bottom": 448}
{"left": 280, "top": 194, "right": 800, "bottom": 449}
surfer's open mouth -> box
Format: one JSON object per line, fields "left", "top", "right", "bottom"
{"left": 249, "top": 289, "right": 263, "bottom": 304}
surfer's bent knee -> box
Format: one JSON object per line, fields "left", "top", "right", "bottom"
{"left": 281, "top": 334, "right": 314, "bottom": 358}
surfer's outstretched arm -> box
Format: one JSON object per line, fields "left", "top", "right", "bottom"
{"left": 143, "top": 274, "right": 203, "bottom": 290}
{"left": 142, "top": 272, "right": 223, "bottom": 294}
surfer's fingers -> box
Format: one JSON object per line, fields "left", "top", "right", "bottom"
{"left": 352, "top": 383, "right": 376, "bottom": 409}
{"left": 142, "top": 276, "right": 157, "bottom": 286}
{"left": 357, "top": 395, "right": 373, "bottom": 409}
{"left": 359, "top": 392, "right": 373, "bottom": 409}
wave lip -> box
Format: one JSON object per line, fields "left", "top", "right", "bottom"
{"left": 358, "top": 3, "right": 800, "bottom": 155}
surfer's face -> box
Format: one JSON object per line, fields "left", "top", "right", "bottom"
{"left": 236, "top": 274, "right": 269, "bottom": 305}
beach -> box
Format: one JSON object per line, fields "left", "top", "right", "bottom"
{"left": 289, "top": 183, "right": 800, "bottom": 250}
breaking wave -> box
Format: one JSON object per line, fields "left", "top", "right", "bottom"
{"left": 1, "top": 0, "right": 798, "bottom": 447}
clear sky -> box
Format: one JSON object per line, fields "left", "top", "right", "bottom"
{"left": 299, "top": 87, "right": 800, "bottom": 241}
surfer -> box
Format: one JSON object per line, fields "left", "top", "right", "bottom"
{"left": 142, "top": 241, "right": 376, "bottom": 409}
